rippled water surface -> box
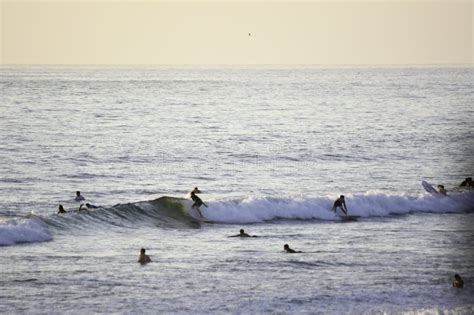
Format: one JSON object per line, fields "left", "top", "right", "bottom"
{"left": 0, "top": 66, "right": 473, "bottom": 313}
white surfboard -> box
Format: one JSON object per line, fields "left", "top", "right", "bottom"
{"left": 422, "top": 180, "right": 439, "bottom": 195}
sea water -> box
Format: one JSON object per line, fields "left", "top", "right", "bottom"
{"left": 0, "top": 66, "right": 473, "bottom": 313}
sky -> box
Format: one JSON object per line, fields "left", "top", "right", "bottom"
{"left": 1, "top": 0, "right": 472, "bottom": 65}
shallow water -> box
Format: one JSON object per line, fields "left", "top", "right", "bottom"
{"left": 1, "top": 66, "right": 473, "bottom": 313}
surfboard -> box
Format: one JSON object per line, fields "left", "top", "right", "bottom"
{"left": 188, "top": 206, "right": 214, "bottom": 223}
{"left": 340, "top": 215, "right": 359, "bottom": 222}
{"left": 422, "top": 180, "right": 439, "bottom": 195}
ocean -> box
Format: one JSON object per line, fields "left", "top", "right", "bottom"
{"left": 0, "top": 65, "right": 473, "bottom": 314}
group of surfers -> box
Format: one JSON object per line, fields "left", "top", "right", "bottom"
{"left": 138, "top": 229, "right": 464, "bottom": 288}
{"left": 58, "top": 176, "right": 473, "bottom": 215}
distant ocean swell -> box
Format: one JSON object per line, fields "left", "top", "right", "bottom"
{"left": 1, "top": 192, "right": 473, "bottom": 246}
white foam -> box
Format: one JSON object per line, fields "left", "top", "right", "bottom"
{"left": 0, "top": 218, "right": 52, "bottom": 246}
{"left": 202, "top": 192, "right": 474, "bottom": 224}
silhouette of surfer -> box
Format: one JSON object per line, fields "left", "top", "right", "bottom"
{"left": 79, "top": 203, "right": 99, "bottom": 211}
{"left": 452, "top": 274, "right": 464, "bottom": 288}
{"left": 74, "top": 191, "right": 85, "bottom": 202}
{"left": 332, "top": 195, "right": 348, "bottom": 215}
{"left": 437, "top": 185, "right": 447, "bottom": 196}
{"left": 284, "top": 244, "right": 302, "bottom": 253}
{"left": 460, "top": 177, "right": 473, "bottom": 188}
{"left": 58, "top": 204, "right": 67, "bottom": 214}
{"left": 229, "top": 229, "right": 257, "bottom": 238}
{"left": 190, "top": 187, "right": 208, "bottom": 217}
{"left": 138, "top": 248, "right": 151, "bottom": 265}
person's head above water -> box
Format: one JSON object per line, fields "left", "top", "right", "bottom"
{"left": 192, "top": 187, "right": 201, "bottom": 194}
{"left": 453, "top": 274, "right": 464, "bottom": 288}
{"left": 140, "top": 248, "right": 146, "bottom": 255}
{"left": 58, "top": 204, "right": 66, "bottom": 213}
{"left": 284, "top": 244, "right": 290, "bottom": 250}
{"left": 340, "top": 195, "right": 345, "bottom": 199}
{"left": 240, "top": 229, "right": 245, "bottom": 234}
{"left": 76, "top": 191, "right": 81, "bottom": 196}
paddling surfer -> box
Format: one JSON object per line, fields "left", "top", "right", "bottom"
{"left": 284, "top": 244, "right": 302, "bottom": 253}
{"left": 229, "top": 229, "right": 257, "bottom": 238}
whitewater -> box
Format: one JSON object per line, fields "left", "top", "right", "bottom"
{"left": 1, "top": 65, "right": 473, "bottom": 314}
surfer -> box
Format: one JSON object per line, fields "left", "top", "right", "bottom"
{"left": 79, "top": 203, "right": 98, "bottom": 211}
{"left": 74, "top": 191, "right": 85, "bottom": 202}
{"left": 437, "top": 185, "right": 447, "bottom": 196}
{"left": 138, "top": 248, "right": 151, "bottom": 265}
{"left": 460, "top": 177, "right": 473, "bottom": 188}
{"left": 332, "top": 195, "right": 348, "bottom": 215}
{"left": 284, "top": 244, "right": 302, "bottom": 253}
{"left": 190, "top": 187, "right": 208, "bottom": 217}
{"left": 229, "top": 229, "right": 257, "bottom": 238}
{"left": 58, "top": 204, "right": 67, "bottom": 214}
{"left": 452, "top": 274, "right": 464, "bottom": 288}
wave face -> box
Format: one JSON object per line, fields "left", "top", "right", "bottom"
{"left": 204, "top": 191, "right": 474, "bottom": 223}
{"left": 1, "top": 192, "right": 473, "bottom": 246}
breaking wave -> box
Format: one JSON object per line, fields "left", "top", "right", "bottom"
{"left": 1, "top": 191, "right": 473, "bottom": 246}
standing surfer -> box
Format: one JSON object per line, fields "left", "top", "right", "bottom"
{"left": 190, "top": 187, "right": 208, "bottom": 217}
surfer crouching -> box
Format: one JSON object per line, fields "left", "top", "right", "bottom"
{"left": 138, "top": 248, "right": 151, "bottom": 265}
{"left": 332, "top": 195, "right": 348, "bottom": 215}
{"left": 190, "top": 187, "right": 208, "bottom": 217}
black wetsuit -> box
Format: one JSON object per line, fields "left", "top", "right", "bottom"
{"left": 191, "top": 192, "right": 204, "bottom": 208}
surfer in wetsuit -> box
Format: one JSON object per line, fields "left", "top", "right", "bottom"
{"left": 284, "top": 244, "right": 302, "bottom": 253}
{"left": 74, "top": 191, "right": 85, "bottom": 202}
{"left": 332, "top": 195, "right": 348, "bottom": 215}
{"left": 229, "top": 229, "right": 257, "bottom": 238}
{"left": 452, "top": 274, "right": 464, "bottom": 288}
{"left": 190, "top": 187, "right": 208, "bottom": 217}
{"left": 437, "top": 185, "right": 447, "bottom": 196}
{"left": 58, "top": 204, "right": 67, "bottom": 214}
{"left": 460, "top": 177, "right": 473, "bottom": 188}
{"left": 138, "top": 248, "right": 151, "bottom": 265}
{"left": 78, "top": 203, "right": 99, "bottom": 211}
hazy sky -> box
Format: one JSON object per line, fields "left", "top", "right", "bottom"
{"left": 1, "top": 1, "right": 472, "bottom": 65}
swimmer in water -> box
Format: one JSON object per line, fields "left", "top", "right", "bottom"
{"left": 452, "top": 274, "right": 464, "bottom": 288}
{"left": 229, "top": 229, "right": 257, "bottom": 238}
{"left": 138, "top": 248, "right": 151, "bottom": 265}
{"left": 283, "top": 244, "right": 302, "bottom": 253}
{"left": 58, "top": 204, "right": 67, "bottom": 214}
{"left": 74, "top": 191, "right": 85, "bottom": 202}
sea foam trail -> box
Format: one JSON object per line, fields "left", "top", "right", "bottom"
{"left": 202, "top": 192, "right": 474, "bottom": 224}
{"left": 0, "top": 218, "right": 52, "bottom": 246}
